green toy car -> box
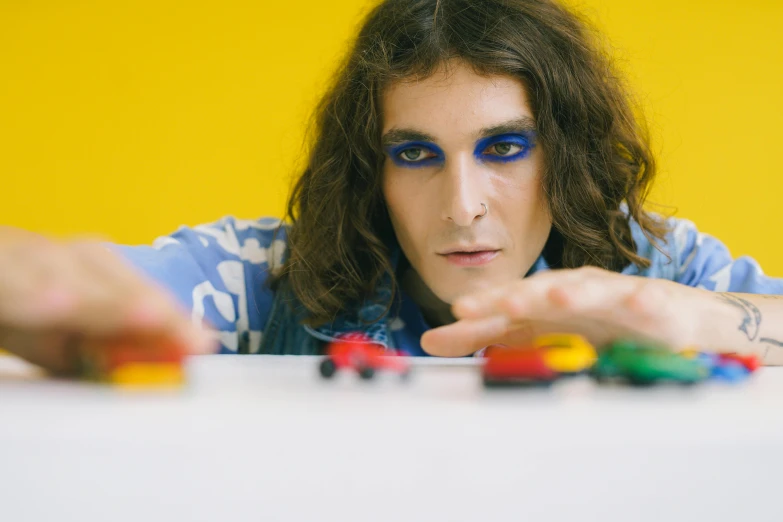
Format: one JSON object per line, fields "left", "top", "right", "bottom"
{"left": 591, "top": 339, "right": 709, "bottom": 386}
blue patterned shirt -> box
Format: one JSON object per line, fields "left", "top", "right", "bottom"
{"left": 114, "top": 216, "right": 783, "bottom": 355}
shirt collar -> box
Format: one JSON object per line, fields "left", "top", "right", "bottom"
{"left": 305, "top": 247, "right": 552, "bottom": 348}
{"left": 305, "top": 247, "right": 401, "bottom": 348}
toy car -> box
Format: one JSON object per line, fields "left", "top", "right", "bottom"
{"left": 533, "top": 333, "right": 597, "bottom": 375}
{"left": 319, "top": 333, "right": 410, "bottom": 380}
{"left": 719, "top": 352, "right": 761, "bottom": 372}
{"left": 682, "top": 351, "right": 760, "bottom": 383}
{"left": 710, "top": 358, "right": 750, "bottom": 382}
{"left": 79, "top": 335, "right": 187, "bottom": 388}
{"left": 591, "top": 339, "right": 709, "bottom": 386}
{"left": 481, "top": 344, "right": 559, "bottom": 387}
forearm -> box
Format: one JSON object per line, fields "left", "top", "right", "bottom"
{"left": 696, "top": 292, "right": 783, "bottom": 365}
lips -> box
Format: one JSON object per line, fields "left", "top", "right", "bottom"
{"left": 438, "top": 244, "right": 497, "bottom": 255}
{"left": 438, "top": 249, "right": 500, "bottom": 267}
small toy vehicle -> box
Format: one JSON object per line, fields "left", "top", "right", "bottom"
{"left": 591, "top": 339, "right": 709, "bottom": 386}
{"left": 79, "top": 335, "right": 187, "bottom": 388}
{"left": 481, "top": 344, "right": 558, "bottom": 387}
{"left": 319, "top": 333, "right": 410, "bottom": 380}
{"left": 682, "top": 351, "right": 760, "bottom": 383}
{"left": 709, "top": 357, "right": 750, "bottom": 382}
{"left": 533, "top": 334, "right": 597, "bottom": 375}
{"left": 719, "top": 353, "right": 760, "bottom": 372}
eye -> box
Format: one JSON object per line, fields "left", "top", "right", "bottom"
{"left": 474, "top": 133, "right": 537, "bottom": 163}
{"left": 385, "top": 141, "right": 445, "bottom": 168}
{"left": 398, "top": 147, "right": 437, "bottom": 162}
{"left": 485, "top": 142, "right": 523, "bottom": 157}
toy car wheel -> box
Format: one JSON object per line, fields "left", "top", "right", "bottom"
{"left": 358, "top": 366, "right": 376, "bottom": 380}
{"left": 627, "top": 375, "right": 655, "bottom": 387}
{"left": 319, "top": 358, "right": 337, "bottom": 379}
{"left": 482, "top": 376, "right": 504, "bottom": 388}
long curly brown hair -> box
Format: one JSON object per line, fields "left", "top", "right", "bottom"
{"left": 272, "top": 0, "right": 668, "bottom": 326}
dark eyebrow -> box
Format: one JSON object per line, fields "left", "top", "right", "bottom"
{"left": 381, "top": 116, "right": 537, "bottom": 148}
{"left": 381, "top": 129, "right": 438, "bottom": 148}
{"left": 476, "top": 116, "right": 537, "bottom": 140}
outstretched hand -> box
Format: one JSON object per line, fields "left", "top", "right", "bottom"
{"left": 0, "top": 227, "right": 217, "bottom": 375}
{"left": 420, "top": 266, "right": 709, "bottom": 357}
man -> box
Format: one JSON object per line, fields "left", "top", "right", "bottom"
{"left": 1, "top": 0, "right": 781, "bottom": 374}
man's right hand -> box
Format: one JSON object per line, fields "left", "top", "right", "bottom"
{"left": 0, "top": 226, "right": 216, "bottom": 375}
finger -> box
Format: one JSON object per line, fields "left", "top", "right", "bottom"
{"left": 0, "top": 327, "right": 80, "bottom": 376}
{"left": 0, "top": 240, "right": 142, "bottom": 331}
{"left": 0, "top": 238, "right": 81, "bottom": 325}
{"left": 546, "top": 273, "right": 637, "bottom": 314}
{"left": 70, "top": 243, "right": 217, "bottom": 355}
{"left": 421, "top": 315, "right": 553, "bottom": 357}
{"left": 453, "top": 269, "right": 583, "bottom": 320}
{"left": 451, "top": 285, "right": 509, "bottom": 318}
{"left": 0, "top": 240, "right": 214, "bottom": 356}
{"left": 420, "top": 315, "right": 512, "bottom": 357}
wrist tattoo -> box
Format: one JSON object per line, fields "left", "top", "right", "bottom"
{"left": 717, "top": 293, "right": 783, "bottom": 350}
{"left": 717, "top": 293, "right": 762, "bottom": 341}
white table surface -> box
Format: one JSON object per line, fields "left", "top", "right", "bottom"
{"left": 0, "top": 354, "right": 782, "bottom": 522}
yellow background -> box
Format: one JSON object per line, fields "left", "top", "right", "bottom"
{"left": 1, "top": 0, "right": 781, "bottom": 275}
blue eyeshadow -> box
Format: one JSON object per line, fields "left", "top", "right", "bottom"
{"left": 385, "top": 141, "right": 445, "bottom": 168}
{"left": 473, "top": 132, "right": 537, "bottom": 164}
{"left": 384, "top": 131, "right": 537, "bottom": 169}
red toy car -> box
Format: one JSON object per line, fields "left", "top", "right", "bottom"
{"left": 481, "top": 344, "right": 558, "bottom": 387}
{"left": 319, "top": 333, "right": 410, "bottom": 380}
{"left": 718, "top": 352, "right": 761, "bottom": 372}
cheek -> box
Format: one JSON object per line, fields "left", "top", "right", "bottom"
{"left": 491, "top": 158, "right": 551, "bottom": 249}
{"left": 382, "top": 170, "right": 425, "bottom": 253}
{"left": 491, "top": 155, "right": 547, "bottom": 213}
{"left": 382, "top": 168, "right": 404, "bottom": 225}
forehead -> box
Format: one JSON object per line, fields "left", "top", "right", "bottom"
{"left": 381, "top": 60, "right": 534, "bottom": 136}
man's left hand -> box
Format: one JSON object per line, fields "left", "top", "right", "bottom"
{"left": 420, "top": 266, "right": 710, "bottom": 357}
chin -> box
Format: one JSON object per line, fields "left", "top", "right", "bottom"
{"left": 429, "top": 275, "right": 502, "bottom": 304}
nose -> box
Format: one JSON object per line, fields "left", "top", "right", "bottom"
{"left": 440, "top": 153, "right": 486, "bottom": 227}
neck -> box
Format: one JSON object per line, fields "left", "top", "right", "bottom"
{"left": 399, "top": 267, "right": 456, "bottom": 328}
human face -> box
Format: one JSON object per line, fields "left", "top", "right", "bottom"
{"left": 381, "top": 60, "right": 552, "bottom": 305}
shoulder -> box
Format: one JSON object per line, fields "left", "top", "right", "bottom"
{"left": 622, "top": 211, "right": 678, "bottom": 279}
{"left": 114, "top": 216, "right": 292, "bottom": 353}
{"left": 625, "top": 212, "right": 723, "bottom": 280}
{"left": 156, "top": 216, "right": 289, "bottom": 273}
{"left": 625, "top": 212, "right": 720, "bottom": 271}
{"left": 626, "top": 213, "right": 783, "bottom": 294}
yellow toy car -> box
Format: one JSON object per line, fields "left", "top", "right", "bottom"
{"left": 79, "top": 335, "right": 187, "bottom": 389}
{"left": 533, "top": 334, "right": 597, "bottom": 375}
